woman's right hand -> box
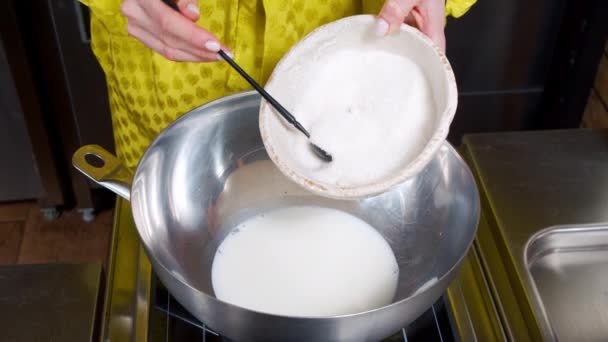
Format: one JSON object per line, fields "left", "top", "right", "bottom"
{"left": 120, "top": 0, "right": 232, "bottom": 62}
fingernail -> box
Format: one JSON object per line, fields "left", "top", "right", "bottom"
{"left": 204, "top": 40, "right": 220, "bottom": 52}
{"left": 186, "top": 3, "right": 199, "bottom": 16}
{"left": 375, "top": 18, "right": 388, "bottom": 37}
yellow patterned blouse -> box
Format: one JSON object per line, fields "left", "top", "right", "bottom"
{"left": 82, "top": 0, "right": 476, "bottom": 168}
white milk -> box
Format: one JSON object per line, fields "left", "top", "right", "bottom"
{"left": 211, "top": 206, "right": 399, "bottom": 317}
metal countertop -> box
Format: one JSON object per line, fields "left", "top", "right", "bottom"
{"left": 0, "top": 263, "right": 102, "bottom": 341}
{"left": 461, "top": 128, "right": 608, "bottom": 340}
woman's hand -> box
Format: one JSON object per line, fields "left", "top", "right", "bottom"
{"left": 377, "top": 0, "right": 446, "bottom": 52}
{"left": 120, "top": 0, "right": 232, "bottom": 62}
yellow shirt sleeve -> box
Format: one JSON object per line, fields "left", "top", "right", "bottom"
{"left": 446, "top": 0, "right": 477, "bottom": 18}
{"left": 82, "top": 0, "right": 478, "bottom": 19}
{"left": 78, "top": 0, "right": 121, "bottom": 16}
{"left": 362, "top": 0, "right": 477, "bottom": 18}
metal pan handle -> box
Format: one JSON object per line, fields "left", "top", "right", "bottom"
{"left": 72, "top": 145, "right": 133, "bottom": 200}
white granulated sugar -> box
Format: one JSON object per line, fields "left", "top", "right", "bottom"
{"left": 288, "top": 49, "right": 435, "bottom": 187}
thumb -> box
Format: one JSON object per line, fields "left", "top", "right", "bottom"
{"left": 177, "top": 0, "right": 199, "bottom": 21}
{"left": 376, "top": 0, "right": 418, "bottom": 36}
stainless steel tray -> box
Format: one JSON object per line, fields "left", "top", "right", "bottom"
{"left": 525, "top": 224, "right": 608, "bottom": 341}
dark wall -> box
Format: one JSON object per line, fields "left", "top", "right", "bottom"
{"left": 444, "top": 0, "right": 568, "bottom": 143}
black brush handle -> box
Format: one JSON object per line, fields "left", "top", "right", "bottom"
{"left": 160, "top": 0, "right": 310, "bottom": 138}
{"left": 217, "top": 50, "right": 310, "bottom": 138}
{"left": 161, "top": 0, "right": 179, "bottom": 11}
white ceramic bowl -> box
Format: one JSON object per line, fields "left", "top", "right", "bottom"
{"left": 259, "top": 15, "right": 458, "bottom": 199}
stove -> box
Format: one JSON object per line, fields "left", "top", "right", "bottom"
{"left": 102, "top": 192, "right": 502, "bottom": 341}
{"left": 148, "top": 274, "right": 455, "bottom": 342}
{"left": 103, "top": 130, "right": 608, "bottom": 341}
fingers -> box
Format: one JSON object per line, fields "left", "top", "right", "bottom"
{"left": 142, "top": 0, "right": 218, "bottom": 50}
{"left": 121, "top": 0, "right": 232, "bottom": 62}
{"left": 375, "top": 0, "right": 446, "bottom": 52}
{"left": 412, "top": 1, "right": 446, "bottom": 51}
{"left": 176, "top": 0, "right": 200, "bottom": 22}
{"left": 403, "top": 12, "right": 418, "bottom": 29}
{"left": 126, "top": 23, "right": 218, "bottom": 62}
{"left": 377, "top": 0, "right": 418, "bottom": 35}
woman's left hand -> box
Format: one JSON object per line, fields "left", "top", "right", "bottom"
{"left": 377, "top": 0, "right": 446, "bottom": 52}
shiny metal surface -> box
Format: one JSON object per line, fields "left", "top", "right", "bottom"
{"left": 106, "top": 198, "right": 482, "bottom": 342}
{"left": 446, "top": 241, "right": 507, "bottom": 341}
{"left": 100, "top": 198, "right": 153, "bottom": 341}
{"left": 73, "top": 145, "right": 132, "bottom": 201}
{"left": 73, "top": 91, "right": 480, "bottom": 342}
{"left": 0, "top": 263, "right": 102, "bottom": 341}
{"left": 461, "top": 129, "right": 608, "bottom": 341}
{"left": 525, "top": 224, "right": 608, "bottom": 341}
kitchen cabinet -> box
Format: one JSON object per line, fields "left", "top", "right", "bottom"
{"left": 0, "top": 0, "right": 115, "bottom": 220}
{"left": 0, "top": 40, "right": 44, "bottom": 202}
{"left": 0, "top": 4, "right": 69, "bottom": 218}
{"left": 39, "top": 0, "right": 117, "bottom": 219}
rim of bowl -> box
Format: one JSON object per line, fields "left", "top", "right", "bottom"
{"left": 259, "top": 14, "right": 458, "bottom": 199}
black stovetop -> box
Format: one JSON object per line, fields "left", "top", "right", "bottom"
{"left": 147, "top": 274, "right": 456, "bottom": 342}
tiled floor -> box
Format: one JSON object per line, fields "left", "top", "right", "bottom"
{"left": 0, "top": 201, "right": 113, "bottom": 268}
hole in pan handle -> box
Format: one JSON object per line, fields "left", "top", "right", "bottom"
{"left": 72, "top": 145, "right": 133, "bottom": 201}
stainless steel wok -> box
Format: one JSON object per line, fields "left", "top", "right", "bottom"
{"left": 72, "top": 91, "right": 479, "bottom": 342}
